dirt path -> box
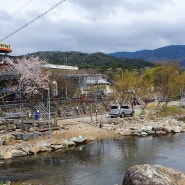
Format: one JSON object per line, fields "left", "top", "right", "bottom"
{"left": 53, "top": 114, "right": 120, "bottom": 140}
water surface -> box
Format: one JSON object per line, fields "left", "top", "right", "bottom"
{"left": 1, "top": 133, "right": 185, "bottom": 185}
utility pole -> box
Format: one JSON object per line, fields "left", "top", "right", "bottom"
{"left": 48, "top": 88, "right": 51, "bottom": 138}
{"left": 95, "top": 109, "right": 98, "bottom": 125}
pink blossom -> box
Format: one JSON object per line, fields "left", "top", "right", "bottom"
{"left": 4, "top": 57, "right": 50, "bottom": 97}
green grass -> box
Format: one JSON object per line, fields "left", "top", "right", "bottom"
{"left": 158, "top": 106, "right": 184, "bottom": 117}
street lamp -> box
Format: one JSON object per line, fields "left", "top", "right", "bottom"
{"left": 52, "top": 81, "right": 58, "bottom": 96}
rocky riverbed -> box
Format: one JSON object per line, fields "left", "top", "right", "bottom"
{"left": 1, "top": 111, "right": 185, "bottom": 160}
{"left": 1, "top": 101, "right": 185, "bottom": 161}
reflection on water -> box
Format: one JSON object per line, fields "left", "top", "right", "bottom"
{"left": 1, "top": 134, "right": 185, "bottom": 185}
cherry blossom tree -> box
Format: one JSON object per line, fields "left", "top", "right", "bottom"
{"left": 3, "top": 57, "right": 50, "bottom": 101}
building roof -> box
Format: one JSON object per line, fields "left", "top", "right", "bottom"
{"left": 43, "top": 63, "right": 78, "bottom": 70}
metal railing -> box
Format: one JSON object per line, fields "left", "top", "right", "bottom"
{"left": 0, "top": 72, "right": 20, "bottom": 80}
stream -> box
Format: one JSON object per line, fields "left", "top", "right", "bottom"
{"left": 1, "top": 133, "right": 185, "bottom": 185}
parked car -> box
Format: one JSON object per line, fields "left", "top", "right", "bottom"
{"left": 109, "top": 105, "right": 120, "bottom": 118}
{"left": 147, "top": 97, "right": 155, "bottom": 102}
{"left": 109, "top": 104, "right": 134, "bottom": 118}
{"left": 120, "top": 105, "right": 134, "bottom": 117}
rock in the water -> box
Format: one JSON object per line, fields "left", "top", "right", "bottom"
{"left": 122, "top": 164, "right": 185, "bottom": 185}
{"left": 172, "top": 126, "right": 182, "bottom": 133}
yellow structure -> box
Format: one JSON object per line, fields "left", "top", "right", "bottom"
{"left": 0, "top": 42, "right": 12, "bottom": 53}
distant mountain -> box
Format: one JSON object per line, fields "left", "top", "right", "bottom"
{"left": 26, "top": 51, "right": 154, "bottom": 71}
{"left": 110, "top": 45, "right": 185, "bottom": 66}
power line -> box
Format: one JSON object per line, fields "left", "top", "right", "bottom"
{"left": 0, "top": 0, "right": 66, "bottom": 42}
{"left": 0, "top": 0, "right": 35, "bottom": 26}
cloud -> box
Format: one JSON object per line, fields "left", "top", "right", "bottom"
{"left": 0, "top": 0, "right": 185, "bottom": 55}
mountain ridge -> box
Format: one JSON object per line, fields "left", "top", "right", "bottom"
{"left": 110, "top": 45, "right": 185, "bottom": 65}
{"left": 25, "top": 51, "right": 154, "bottom": 71}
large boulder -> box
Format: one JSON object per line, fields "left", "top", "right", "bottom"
{"left": 122, "top": 164, "right": 185, "bottom": 185}
{"left": 28, "top": 140, "right": 51, "bottom": 154}
{"left": 172, "top": 126, "right": 182, "bottom": 133}
{"left": 0, "top": 146, "right": 28, "bottom": 159}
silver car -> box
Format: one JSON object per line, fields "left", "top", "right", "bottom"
{"left": 109, "top": 105, "right": 120, "bottom": 117}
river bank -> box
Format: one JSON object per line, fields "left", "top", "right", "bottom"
{"left": 2, "top": 127, "right": 185, "bottom": 185}
{"left": 1, "top": 102, "right": 185, "bottom": 161}
{"left": 1, "top": 111, "right": 185, "bottom": 160}
{"left": 1, "top": 102, "right": 185, "bottom": 184}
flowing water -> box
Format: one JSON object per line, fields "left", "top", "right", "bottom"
{"left": 1, "top": 133, "right": 185, "bottom": 185}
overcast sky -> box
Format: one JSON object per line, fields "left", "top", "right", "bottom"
{"left": 1, "top": 0, "right": 185, "bottom": 55}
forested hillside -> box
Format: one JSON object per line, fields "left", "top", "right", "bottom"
{"left": 26, "top": 51, "right": 154, "bottom": 71}
{"left": 110, "top": 45, "right": 185, "bottom": 67}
